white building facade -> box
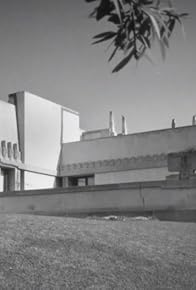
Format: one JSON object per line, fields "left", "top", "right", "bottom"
{"left": 0, "top": 91, "right": 81, "bottom": 191}
{"left": 1, "top": 91, "right": 196, "bottom": 192}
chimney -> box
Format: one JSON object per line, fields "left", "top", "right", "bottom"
{"left": 171, "top": 118, "right": 176, "bottom": 129}
{"left": 192, "top": 115, "right": 196, "bottom": 126}
{"left": 122, "top": 115, "right": 128, "bottom": 135}
{"left": 109, "top": 111, "right": 116, "bottom": 135}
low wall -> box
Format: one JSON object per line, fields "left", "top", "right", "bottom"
{"left": 0, "top": 180, "right": 196, "bottom": 221}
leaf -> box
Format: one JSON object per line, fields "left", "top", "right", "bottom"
{"left": 96, "top": 0, "right": 114, "bottom": 21}
{"left": 155, "top": 0, "right": 160, "bottom": 8}
{"left": 176, "top": 16, "right": 186, "bottom": 39}
{"left": 143, "top": 50, "right": 155, "bottom": 65}
{"left": 168, "top": 19, "right": 175, "bottom": 37}
{"left": 123, "top": 39, "right": 134, "bottom": 54}
{"left": 142, "top": 8, "right": 161, "bottom": 39}
{"left": 111, "top": 0, "right": 122, "bottom": 23}
{"left": 92, "top": 33, "right": 116, "bottom": 44}
{"left": 139, "top": 35, "right": 150, "bottom": 48}
{"left": 112, "top": 49, "right": 134, "bottom": 73}
{"left": 108, "top": 13, "right": 121, "bottom": 25}
{"left": 179, "top": 13, "right": 189, "bottom": 18}
{"left": 143, "top": 0, "right": 154, "bottom": 4}
{"left": 108, "top": 46, "right": 118, "bottom": 62}
{"left": 149, "top": 14, "right": 161, "bottom": 39}
{"left": 159, "top": 39, "right": 166, "bottom": 60}
{"left": 93, "top": 31, "right": 117, "bottom": 39}
{"left": 162, "top": 34, "right": 169, "bottom": 48}
{"left": 139, "top": 17, "right": 151, "bottom": 36}
{"left": 89, "top": 8, "right": 97, "bottom": 18}
{"left": 153, "top": 12, "right": 170, "bottom": 37}
{"left": 86, "top": 0, "right": 188, "bottom": 72}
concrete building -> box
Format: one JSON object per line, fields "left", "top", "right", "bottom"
{"left": 1, "top": 91, "right": 196, "bottom": 192}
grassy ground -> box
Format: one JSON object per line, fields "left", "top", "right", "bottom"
{"left": 0, "top": 214, "right": 195, "bottom": 289}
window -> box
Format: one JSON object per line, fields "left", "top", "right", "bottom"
{"left": 68, "top": 175, "right": 94, "bottom": 187}
{"left": 78, "top": 178, "right": 86, "bottom": 186}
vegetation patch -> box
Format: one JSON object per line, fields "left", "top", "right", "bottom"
{"left": 0, "top": 214, "right": 195, "bottom": 289}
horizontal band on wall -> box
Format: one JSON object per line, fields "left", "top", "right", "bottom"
{"left": 60, "top": 153, "right": 168, "bottom": 176}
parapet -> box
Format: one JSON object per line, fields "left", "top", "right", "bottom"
{"left": 81, "top": 128, "right": 114, "bottom": 141}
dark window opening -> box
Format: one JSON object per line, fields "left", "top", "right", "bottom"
{"left": 55, "top": 177, "right": 63, "bottom": 188}
{"left": 68, "top": 175, "right": 94, "bottom": 187}
{"left": 0, "top": 168, "right": 12, "bottom": 192}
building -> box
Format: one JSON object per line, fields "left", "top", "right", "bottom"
{"left": 1, "top": 91, "right": 196, "bottom": 192}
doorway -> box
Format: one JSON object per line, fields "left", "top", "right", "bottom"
{"left": 0, "top": 168, "right": 12, "bottom": 192}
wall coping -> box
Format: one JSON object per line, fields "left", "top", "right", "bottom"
{"left": 62, "top": 125, "right": 196, "bottom": 145}
{"left": 1, "top": 179, "right": 196, "bottom": 198}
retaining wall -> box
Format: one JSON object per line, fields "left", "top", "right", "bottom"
{"left": 0, "top": 180, "right": 196, "bottom": 221}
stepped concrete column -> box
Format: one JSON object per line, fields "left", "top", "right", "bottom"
{"left": 109, "top": 111, "right": 116, "bottom": 136}
{"left": 171, "top": 118, "right": 176, "bottom": 129}
{"left": 192, "top": 115, "right": 196, "bottom": 126}
{"left": 122, "top": 115, "right": 127, "bottom": 135}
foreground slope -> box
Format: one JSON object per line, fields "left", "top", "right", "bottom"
{"left": 0, "top": 214, "right": 195, "bottom": 289}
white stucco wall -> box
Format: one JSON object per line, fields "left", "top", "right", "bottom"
{"left": 0, "top": 92, "right": 82, "bottom": 191}
{"left": 95, "top": 167, "right": 170, "bottom": 185}
{"left": 24, "top": 92, "right": 62, "bottom": 170}
{"left": 0, "top": 100, "right": 18, "bottom": 143}
{"left": 62, "top": 109, "right": 81, "bottom": 143}
{"left": 25, "top": 172, "right": 56, "bottom": 190}
{"left": 24, "top": 92, "right": 80, "bottom": 171}
{"left": 62, "top": 126, "right": 196, "bottom": 165}
{"left": 0, "top": 170, "right": 3, "bottom": 191}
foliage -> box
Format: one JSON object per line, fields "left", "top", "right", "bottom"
{"left": 85, "top": 0, "right": 188, "bottom": 72}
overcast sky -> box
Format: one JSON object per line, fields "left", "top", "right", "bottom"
{"left": 0, "top": 0, "right": 195, "bottom": 134}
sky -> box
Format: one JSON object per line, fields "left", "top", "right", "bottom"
{"left": 0, "top": 0, "right": 195, "bottom": 134}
